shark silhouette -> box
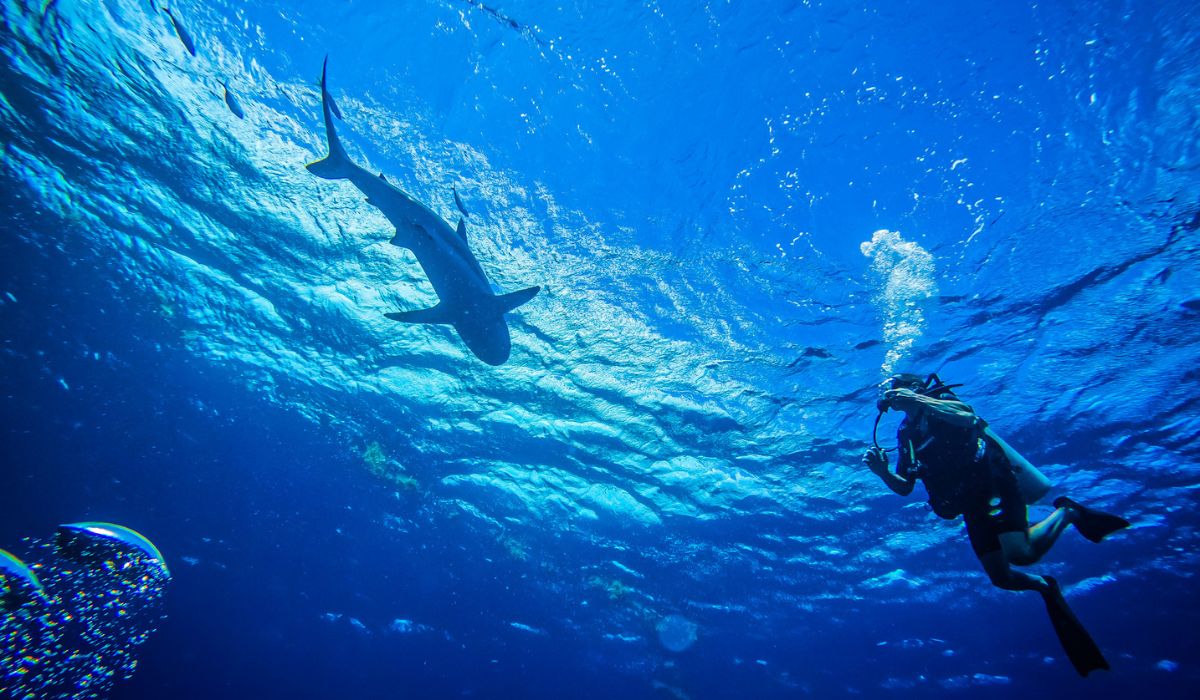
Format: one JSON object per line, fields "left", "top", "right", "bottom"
{"left": 307, "top": 59, "right": 539, "bottom": 365}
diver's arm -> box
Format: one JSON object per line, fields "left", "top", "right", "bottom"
{"left": 884, "top": 389, "right": 986, "bottom": 430}
{"left": 863, "top": 448, "right": 916, "bottom": 496}
{"left": 878, "top": 467, "right": 916, "bottom": 496}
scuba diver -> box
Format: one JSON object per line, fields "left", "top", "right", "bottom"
{"left": 863, "top": 372, "right": 1130, "bottom": 676}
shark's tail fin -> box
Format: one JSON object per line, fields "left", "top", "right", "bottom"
{"left": 306, "top": 56, "right": 353, "bottom": 180}
{"left": 494, "top": 286, "right": 540, "bottom": 315}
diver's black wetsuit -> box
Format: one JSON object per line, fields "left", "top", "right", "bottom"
{"left": 895, "top": 412, "right": 1027, "bottom": 557}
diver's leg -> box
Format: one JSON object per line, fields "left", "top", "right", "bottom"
{"left": 966, "top": 507, "right": 1051, "bottom": 593}
{"left": 1001, "top": 506, "right": 1076, "bottom": 565}
{"left": 978, "top": 550, "right": 1050, "bottom": 593}
{"left": 988, "top": 467, "right": 1073, "bottom": 566}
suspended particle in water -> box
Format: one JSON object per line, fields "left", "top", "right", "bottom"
{"left": 656, "top": 614, "right": 698, "bottom": 653}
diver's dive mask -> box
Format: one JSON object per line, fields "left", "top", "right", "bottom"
{"left": 876, "top": 372, "right": 925, "bottom": 412}
{"left": 871, "top": 372, "right": 965, "bottom": 449}
{"left": 876, "top": 372, "right": 963, "bottom": 411}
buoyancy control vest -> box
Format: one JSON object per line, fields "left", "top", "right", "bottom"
{"left": 897, "top": 412, "right": 994, "bottom": 520}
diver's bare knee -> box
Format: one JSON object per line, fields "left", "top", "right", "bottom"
{"left": 1007, "top": 549, "right": 1040, "bottom": 566}
{"left": 980, "top": 552, "right": 1017, "bottom": 589}
{"left": 999, "top": 533, "right": 1037, "bottom": 566}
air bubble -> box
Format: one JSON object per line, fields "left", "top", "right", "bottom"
{"left": 1, "top": 528, "right": 169, "bottom": 699}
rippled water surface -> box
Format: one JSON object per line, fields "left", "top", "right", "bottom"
{"left": 2, "top": 0, "right": 1199, "bottom": 698}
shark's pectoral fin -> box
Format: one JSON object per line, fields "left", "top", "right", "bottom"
{"left": 389, "top": 223, "right": 425, "bottom": 249}
{"left": 385, "top": 304, "right": 455, "bottom": 325}
{"left": 456, "top": 218, "right": 469, "bottom": 244}
{"left": 493, "top": 286, "right": 540, "bottom": 315}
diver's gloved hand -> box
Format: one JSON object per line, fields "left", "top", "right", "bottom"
{"left": 882, "top": 388, "right": 921, "bottom": 412}
{"left": 862, "top": 447, "right": 889, "bottom": 476}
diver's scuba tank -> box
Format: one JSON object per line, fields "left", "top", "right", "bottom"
{"left": 980, "top": 427, "right": 1052, "bottom": 504}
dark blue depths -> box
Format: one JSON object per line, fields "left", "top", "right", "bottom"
{"left": 2, "top": 0, "right": 1200, "bottom": 698}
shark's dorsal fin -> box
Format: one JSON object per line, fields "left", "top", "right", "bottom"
{"left": 378, "top": 172, "right": 387, "bottom": 182}
{"left": 456, "top": 218, "right": 468, "bottom": 243}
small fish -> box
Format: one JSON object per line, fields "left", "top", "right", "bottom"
{"left": 452, "top": 184, "right": 470, "bottom": 219}
{"left": 221, "top": 81, "right": 244, "bottom": 119}
{"left": 464, "top": 0, "right": 520, "bottom": 32}
{"left": 160, "top": 5, "right": 196, "bottom": 56}
{"left": 460, "top": 0, "right": 547, "bottom": 48}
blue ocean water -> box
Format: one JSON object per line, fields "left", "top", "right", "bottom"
{"left": 2, "top": 0, "right": 1199, "bottom": 697}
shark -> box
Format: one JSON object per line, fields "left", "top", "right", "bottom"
{"left": 307, "top": 59, "right": 539, "bottom": 366}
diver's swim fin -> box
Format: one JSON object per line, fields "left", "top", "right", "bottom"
{"left": 1054, "top": 497, "right": 1130, "bottom": 543}
{"left": 1041, "top": 576, "right": 1110, "bottom": 677}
